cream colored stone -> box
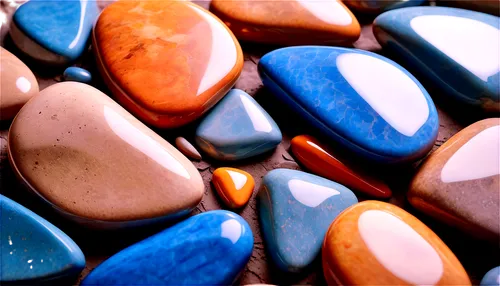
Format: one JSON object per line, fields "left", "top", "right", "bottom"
{"left": 175, "top": 137, "right": 202, "bottom": 161}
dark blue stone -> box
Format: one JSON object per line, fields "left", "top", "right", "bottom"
{"left": 63, "top": 67, "right": 92, "bottom": 83}
{"left": 481, "top": 266, "right": 500, "bottom": 286}
{"left": 81, "top": 210, "right": 254, "bottom": 285}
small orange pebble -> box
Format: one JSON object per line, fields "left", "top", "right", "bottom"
{"left": 322, "top": 201, "right": 471, "bottom": 286}
{"left": 290, "top": 135, "right": 391, "bottom": 198}
{"left": 212, "top": 167, "right": 254, "bottom": 209}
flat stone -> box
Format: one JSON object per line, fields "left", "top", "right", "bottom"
{"left": 322, "top": 201, "right": 471, "bottom": 285}
{"left": 409, "top": 118, "right": 500, "bottom": 240}
{"left": 175, "top": 137, "right": 202, "bottom": 161}
{"left": 195, "top": 89, "right": 282, "bottom": 161}
{"left": 373, "top": 7, "right": 500, "bottom": 112}
{"left": 63, "top": 67, "right": 92, "bottom": 84}
{"left": 290, "top": 135, "right": 391, "bottom": 198}
{"left": 212, "top": 167, "right": 254, "bottom": 208}
{"left": 209, "top": 0, "right": 360, "bottom": 45}
{"left": 481, "top": 266, "right": 500, "bottom": 286}
{"left": 93, "top": 1, "right": 243, "bottom": 128}
{"left": 8, "top": 82, "right": 204, "bottom": 228}
{"left": 259, "top": 47, "right": 438, "bottom": 163}
{"left": 438, "top": 0, "right": 500, "bottom": 16}
{"left": 259, "top": 169, "right": 357, "bottom": 272}
{"left": 0, "top": 47, "right": 39, "bottom": 120}
{"left": 0, "top": 195, "right": 85, "bottom": 283}
{"left": 81, "top": 210, "right": 253, "bottom": 285}
{"left": 10, "top": 0, "right": 98, "bottom": 65}
{"left": 343, "top": 0, "right": 426, "bottom": 14}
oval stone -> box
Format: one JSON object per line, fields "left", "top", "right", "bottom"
{"left": 343, "top": 0, "right": 425, "bottom": 14}
{"left": 259, "top": 47, "right": 438, "bottom": 163}
{"left": 63, "top": 67, "right": 92, "bottom": 84}
{"left": 93, "top": 1, "right": 243, "bottom": 128}
{"left": 409, "top": 118, "right": 500, "bottom": 240}
{"left": 0, "top": 47, "right": 39, "bottom": 121}
{"left": 175, "top": 137, "right": 202, "bottom": 161}
{"left": 322, "top": 201, "right": 471, "bottom": 285}
{"left": 8, "top": 82, "right": 204, "bottom": 228}
{"left": 373, "top": 7, "right": 500, "bottom": 112}
{"left": 481, "top": 266, "right": 500, "bottom": 286}
{"left": 1, "top": 195, "right": 85, "bottom": 283}
{"left": 81, "top": 210, "right": 254, "bottom": 285}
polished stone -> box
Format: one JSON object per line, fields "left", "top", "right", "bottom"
{"left": 63, "top": 67, "right": 92, "bottom": 84}
{"left": 8, "top": 82, "right": 204, "bottom": 228}
{"left": 259, "top": 169, "right": 357, "bottom": 272}
{"left": 0, "top": 47, "right": 39, "bottom": 121}
{"left": 11, "top": 0, "right": 98, "bottom": 64}
{"left": 213, "top": 167, "right": 254, "bottom": 208}
{"left": 93, "top": 1, "right": 243, "bottom": 128}
{"left": 409, "top": 118, "right": 500, "bottom": 240}
{"left": 439, "top": 0, "right": 500, "bottom": 16}
{"left": 323, "top": 201, "right": 471, "bottom": 285}
{"left": 196, "top": 89, "right": 282, "bottom": 161}
{"left": 291, "top": 135, "right": 391, "bottom": 198}
{"left": 81, "top": 210, "right": 253, "bottom": 285}
{"left": 259, "top": 46, "right": 438, "bottom": 163}
{"left": 0, "top": 195, "right": 85, "bottom": 283}
{"left": 175, "top": 137, "right": 202, "bottom": 161}
{"left": 209, "top": 0, "right": 360, "bottom": 45}
{"left": 374, "top": 7, "right": 500, "bottom": 112}
{"left": 344, "top": 0, "right": 426, "bottom": 14}
{"left": 481, "top": 266, "right": 500, "bottom": 286}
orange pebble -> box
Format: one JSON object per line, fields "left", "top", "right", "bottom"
{"left": 212, "top": 168, "right": 254, "bottom": 208}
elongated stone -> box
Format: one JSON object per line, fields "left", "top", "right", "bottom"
{"left": 63, "top": 67, "right": 92, "bottom": 84}
{"left": 8, "top": 82, "right": 204, "bottom": 228}
{"left": 343, "top": 0, "right": 426, "bottom": 14}
{"left": 175, "top": 137, "right": 202, "bottom": 161}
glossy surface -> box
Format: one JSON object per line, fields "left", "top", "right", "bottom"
{"left": 0, "top": 47, "right": 39, "bottom": 120}
{"left": 8, "top": 82, "right": 204, "bottom": 227}
{"left": 81, "top": 210, "right": 254, "bottom": 285}
{"left": 196, "top": 89, "right": 282, "bottom": 160}
{"left": 209, "top": 0, "right": 360, "bottom": 45}
{"left": 11, "top": 0, "right": 98, "bottom": 64}
{"left": 63, "top": 67, "right": 92, "bottom": 84}
{"left": 481, "top": 266, "right": 500, "bottom": 286}
{"left": 213, "top": 167, "right": 255, "bottom": 208}
{"left": 344, "top": 0, "right": 426, "bottom": 14}
{"left": 322, "top": 201, "right": 470, "bottom": 285}
{"left": 439, "top": 0, "right": 500, "bottom": 16}
{"left": 0, "top": 195, "right": 85, "bottom": 282}
{"left": 259, "top": 169, "right": 357, "bottom": 272}
{"left": 175, "top": 137, "right": 202, "bottom": 160}
{"left": 290, "top": 135, "right": 391, "bottom": 198}
{"left": 409, "top": 118, "right": 500, "bottom": 240}
{"left": 94, "top": 1, "right": 243, "bottom": 128}
{"left": 259, "top": 47, "right": 438, "bottom": 163}
{"left": 374, "top": 7, "right": 500, "bottom": 112}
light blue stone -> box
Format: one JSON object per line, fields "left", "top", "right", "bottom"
{"left": 81, "top": 210, "right": 254, "bottom": 285}
{"left": 63, "top": 67, "right": 92, "bottom": 83}
{"left": 259, "top": 169, "right": 357, "bottom": 272}
{"left": 373, "top": 7, "right": 500, "bottom": 112}
{"left": 195, "top": 89, "right": 282, "bottom": 161}
{"left": 0, "top": 195, "right": 85, "bottom": 283}
{"left": 481, "top": 266, "right": 500, "bottom": 286}
{"left": 12, "top": 0, "right": 98, "bottom": 63}
{"left": 258, "top": 46, "right": 438, "bottom": 163}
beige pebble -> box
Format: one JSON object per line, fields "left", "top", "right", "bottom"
{"left": 175, "top": 137, "right": 202, "bottom": 161}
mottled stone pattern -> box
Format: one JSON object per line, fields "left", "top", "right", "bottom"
{"left": 81, "top": 211, "right": 254, "bottom": 285}
{"left": 480, "top": 266, "right": 500, "bottom": 286}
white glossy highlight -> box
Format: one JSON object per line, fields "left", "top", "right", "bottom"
{"left": 103, "top": 106, "right": 191, "bottom": 179}
{"left": 337, "top": 53, "right": 429, "bottom": 137}
{"left": 69, "top": 0, "right": 87, "bottom": 49}
{"left": 411, "top": 15, "right": 500, "bottom": 82}
{"left": 16, "top": 77, "right": 31, "bottom": 93}
{"left": 240, "top": 94, "right": 272, "bottom": 133}
{"left": 190, "top": 5, "right": 237, "bottom": 96}
{"left": 441, "top": 125, "right": 500, "bottom": 183}
{"left": 306, "top": 140, "right": 340, "bottom": 162}
{"left": 221, "top": 219, "right": 242, "bottom": 244}
{"left": 296, "top": 0, "right": 352, "bottom": 26}
{"left": 288, "top": 179, "right": 340, "bottom": 207}
{"left": 358, "top": 210, "right": 444, "bottom": 285}
{"left": 227, "top": 170, "right": 247, "bottom": 190}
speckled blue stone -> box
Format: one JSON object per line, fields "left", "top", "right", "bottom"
{"left": 258, "top": 46, "right": 438, "bottom": 163}
{"left": 259, "top": 169, "right": 357, "bottom": 272}
{"left": 0, "top": 195, "right": 85, "bottom": 283}
{"left": 195, "top": 89, "right": 282, "bottom": 161}
{"left": 13, "top": 0, "right": 98, "bottom": 61}
{"left": 81, "top": 210, "right": 254, "bottom": 285}
{"left": 63, "top": 67, "right": 92, "bottom": 83}
{"left": 373, "top": 7, "right": 500, "bottom": 111}
{"left": 481, "top": 266, "right": 500, "bottom": 286}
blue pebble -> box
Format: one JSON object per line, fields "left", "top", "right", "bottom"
{"left": 195, "top": 89, "right": 282, "bottom": 161}
{"left": 0, "top": 195, "right": 85, "bottom": 283}
{"left": 481, "top": 266, "right": 500, "bottom": 286}
{"left": 63, "top": 67, "right": 92, "bottom": 83}
{"left": 259, "top": 169, "right": 358, "bottom": 272}
{"left": 258, "top": 46, "right": 439, "bottom": 163}
{"left": 373, "top": 7, "right": 500, "bottom": 112}
{"left": 82, "top": 210, "right": 254, "bottom": 285}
